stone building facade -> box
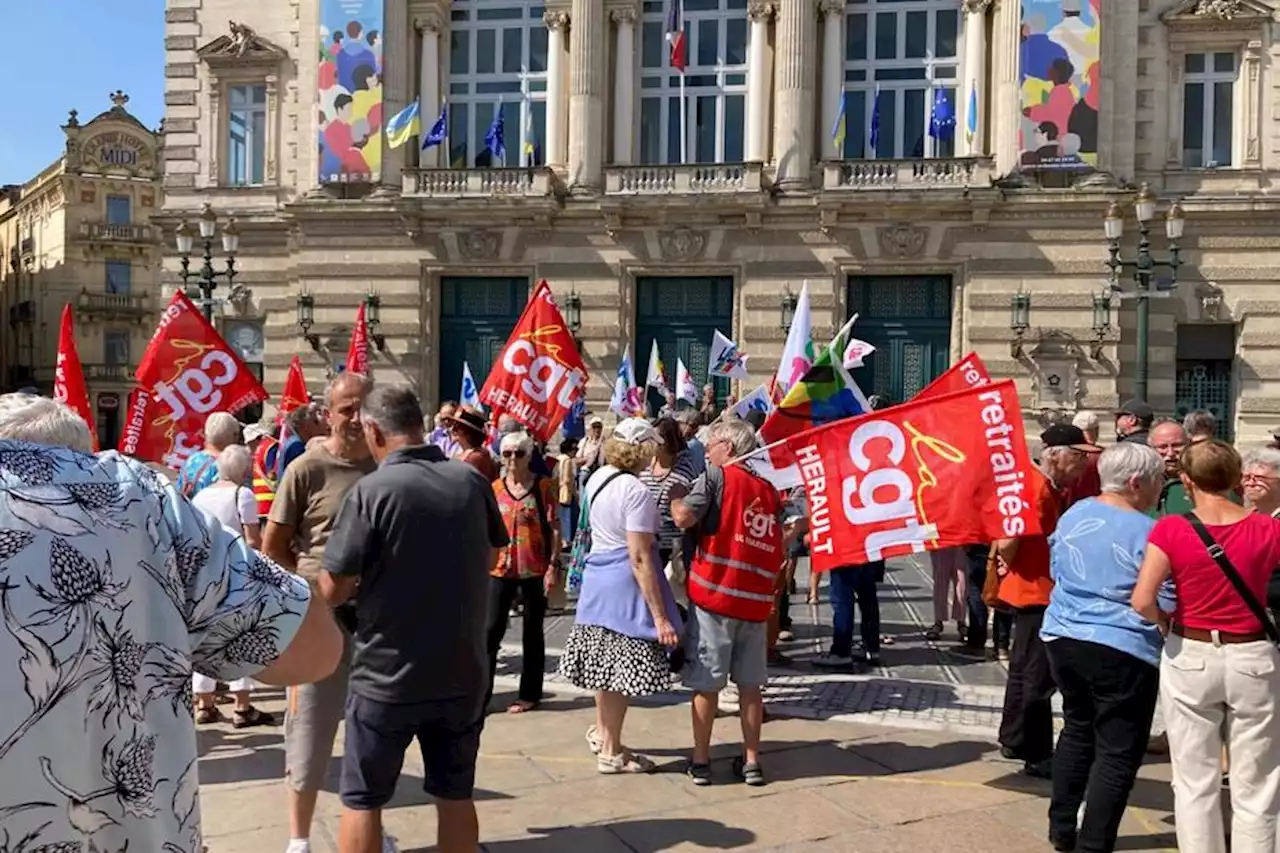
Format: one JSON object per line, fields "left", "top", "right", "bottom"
{"left": 161, "top": 0, "right": 1280, "bottom": 441}
{"left": 0, "top": 93, "right": 164, "bottom": 448}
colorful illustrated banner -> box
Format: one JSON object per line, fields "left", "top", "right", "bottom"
{"left": 1019, "top": 0, "right": 1101, "bottom": 172}
{"left": 318, "top": 0, "right": 384, "bottom": 184}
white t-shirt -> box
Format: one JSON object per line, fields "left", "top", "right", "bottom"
{"left": 192, "top": 483, "right": 258, "bottom": 535}
{"left": 585, "top": 465, "right": 659, "bottom": 552}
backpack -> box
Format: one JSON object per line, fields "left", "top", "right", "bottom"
{"left": 567, "top": 469, "right": 634, "bottom": 593}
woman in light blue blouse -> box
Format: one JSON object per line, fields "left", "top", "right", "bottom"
{"left": 1040, "top": 442, "right": 1168, "bottom": 853}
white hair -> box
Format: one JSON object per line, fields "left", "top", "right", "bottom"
{"left": 204, "top": 411, "right": 243, "bottom": 450}
{"left": 500, "top": 430, "right": 534, "bottom": 456}
{"left": 216, "top": 444, "right": 253, "bottom": 484}
{"left": 0, "top": 394, "right": 93, "bottom": 453}
{"left": 1242, "top": 446, "right": 1280, "bottom": 475}
{"left": 708, "top": 418, "right": 758, "bottom": 458}
{"left": 1072, "top": 410, "right": 1099, "bottom": 435}
{"left": 1098, "top": 442, "right": 1164, "bottom": 495}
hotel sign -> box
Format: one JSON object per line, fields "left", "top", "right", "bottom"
{"left": 82, "top": 131, "right": 154, "bottom": 173}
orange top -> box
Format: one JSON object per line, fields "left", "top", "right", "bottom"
{"left": 997, "top": 469, "right": 1061, "bottom": 610}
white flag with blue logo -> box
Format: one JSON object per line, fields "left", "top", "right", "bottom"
{"left": 610, "top": 343, "right": 643, "bottom": 417}
{"left": 460, "top": 361, "right": 480, "bottom": 408}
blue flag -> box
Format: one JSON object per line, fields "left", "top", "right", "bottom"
{"left": 929, "top": 88, "right": 955, "bottom": 143}
{"left": 485, "top": 106, "right": 506, "bottom": 163}
{"left": 422, "top": 103, "right": 447, "bottom": 150}
{"left": 868, "top": 86, "right": 881, "bottom": 156}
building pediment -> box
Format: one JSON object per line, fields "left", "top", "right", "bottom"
{"left": 62, "top": 91, "right": 159, "bottom": 178}
{"left": 198, "top": 21, "right": 288, "bottom": 68}
{"left": 1162, "top": 0, "right": 1274, "bottom": 31}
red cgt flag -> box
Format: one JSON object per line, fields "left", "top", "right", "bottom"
{"left": 346, "top": 302, "right": 369, "bottom": 375}
{"left": 788, "top": 379, "right": 1042, "bottom": 572}
{"left": 119, "top": 291, "right": 269, "bottom": 468}
{"left": 53, "top": 304, "right": 98, "bottom": 451}
{"left": 916, "top": 351, "right": 992, "bottom": 400}
{"left": 280, "top": 355, "right": 310, "bottom": 417}
{"left": 480, "top": 280, "right": 587, "bottom": 443}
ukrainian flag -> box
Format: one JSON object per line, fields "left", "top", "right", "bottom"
{"left": 385, "top": 100, "right": 422, "bottom": 149}
{"left": 831, "top": 93, "right": 847, "bottom": 157}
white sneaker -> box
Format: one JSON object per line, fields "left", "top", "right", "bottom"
{"left": 285, "top": 841, "right": 310, "bottom": 853}
{"left": 813, "top": 652, "right": 854, "bottom": 668}
{"left": 381, "top": 833, "right": 399, "bottom": 853}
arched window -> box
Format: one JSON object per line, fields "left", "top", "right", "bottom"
{"left": 639, "top": 0, "right": 748, "bottom": 165}
{"left": 840, "top": 0, "right": 962, "bottom": 160}
{"left": 447, "top": 0, "right": 549, "bottom": 168}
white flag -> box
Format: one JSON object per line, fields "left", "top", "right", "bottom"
{"left": 610, "top": 343, "right": 643, "bottom": 417}
{"left": 842, "top": 337, "right": 876, "bottom": 369}
{"left": 732, "top": 384, "right": 775, "bottom": 420}
{"left": 676, "top": 358, "right": 698, "bottom": 403}
{"left": 645, "top": 339, "right": 669, "bottom": 393}
{"left": 709, "top": 329, "right": 751, "bottom": 381}
{"left": 460, "top": 361, "right": 480, "bottom": 408}
{"left": 774, "top": 282, "right": 813, "bottom": 399}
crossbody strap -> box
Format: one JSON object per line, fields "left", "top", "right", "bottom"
{"left": 1182, "top": 513, "right": 1280, "bottom": 644}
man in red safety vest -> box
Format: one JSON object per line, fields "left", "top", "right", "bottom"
{"left": 671, "top": 418, "right": 807, "bottom": 788}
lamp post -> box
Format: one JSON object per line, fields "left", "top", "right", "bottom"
{"left": 363, "top": 292, "right": 385, "bottom": 350}
{"left": 1105, "top": 184, "right": 1184, "bottom": 402}
{"left": 564, "top": 288, "right": 582, "bottom": 335}
{"left": 175, "top": 202, "right": 239, "bottom": 322}
{"left": 780, "top": 287, "right": 798, "bottom": 331}
{"left": 1009, "top": 289, "right": 1031, "bottom": 358}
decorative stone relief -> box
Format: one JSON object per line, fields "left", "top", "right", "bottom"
{"left": 961, "top": 0, "right": 995, "bottom": 14}
{"left": 543, "top": 10, "right": 570, "bottom": 32}
{"left": 878, "top": 223, "right": 927, "bottom": 258}
{"left": 1196, "top": 281, "right": 1225, "bottom": 321}
{"left": 1032, "top": 359, "right": 1081, "bottom": 411}
{"left": 816, "top": 0, "right": 845, "bottom": 15}
{"left": 457, "top": 229, "right": 501, "bottom": 261}
{"left": 610, "top": 8, "right": 637, "bottom": 25}
{"left": 415, "top": 10, "right": 445, "bottom": 33}
{"left": 658, "top": 227, "right": 708, "bottom": 261}
{"left": 1194, "top": 0, "right": 1244, "bottom": 18}
{"left": 748, "top": 1, "right": 775, "bottom": 20}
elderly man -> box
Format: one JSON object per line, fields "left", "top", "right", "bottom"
{"left": 263, "top": 373, "right": 378, "bottom": 853}
{"left": 671, "top": 419, "right": 803, "bottom": 787}
{"left": 429, "top": 400, "right": 460, "bottom": 456}
{"left": 0, "top": 393, "right": 340, "bottom": 852}
{"left": 1115, "top": 399, "right": 1154, "bottom": 445}
{"left": 996, "top": 423, "right": 1097, "bottom": 779}
{"left": 321, "top": 386, "right": 505, "bottom": 853}
{"left": 1183, "top": 408, "right": 1217, "bottom": 444}
{"left": 1148, "top": 418, "right": 1192, "bottom": 517}
{"left": 1062, "top": 410, "right": 1102, "bottom": 507}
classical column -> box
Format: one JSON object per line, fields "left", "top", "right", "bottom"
{"left": 772, "top": 0, "right": 817, "bottom": 186}
{"left": 612, "top": 8, "right": 637, "bottom": 165}
{"left": 544, "top": 11, "right": 570, "bottom": 168}
{"left": 746, "top": 2, "right": 774, "bottom": 162}
{"left": 991, "top": 0, "right": 1020, "bottom": 174}
{"left": 568, "top": 0, "right": 605, "bottom": 190}
{"left": 375, "top": 0, "right": 409, "bottom": 193}
{"left": 1242, "top": 39, "right": 1263, "bottom": 168}
{"left": 958, "top": 0, "right": 991, "bottom": 157}
{"left": 416, "top": 11, "right": 444, "bottom": 168}
{"left": 819, "top": 0, "right": 845, "bottom": 160}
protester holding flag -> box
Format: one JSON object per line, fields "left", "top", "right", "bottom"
{"left": 177, "top": 412, "right": 244, "bottom": 498}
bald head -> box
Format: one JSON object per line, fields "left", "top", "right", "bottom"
{"left": 1149, "top": 419, "right": 1189, "bottom": 477}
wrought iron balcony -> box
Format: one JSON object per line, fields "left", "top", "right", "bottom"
{"left": 604, "top": 162, "right": 765, "bottom": 195}
{"left": 405, "top": 167, "right": 556, "bottom": 198}
{"left": 76, "top": 290, "right": 153, "bottom": 320}
{"left": 79, "top": 221, "right": 154, "bottom": 243}
{"left": 821, "top": 157, "right": 997, "bottom": 191}
{"left": 83, "top": 363, "right": 132, "bottom": 382}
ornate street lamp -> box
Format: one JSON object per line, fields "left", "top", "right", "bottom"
{"left": 564, "top": 287, "right": 582, "bottom": 334}
{"left": 363, "top": 292, "right": 385, "bottom": 350}
{"left": 780, "top": 287, "right": 798, "bottom": 331}
{"left": 1009, "top": 289, "right": 1031, "bottom": 358}
{"left": 175, "top": 202, "right": 238, "bottom": 322}
{"left": 1090, "top": 287, "right": 1112, "bottom": 360}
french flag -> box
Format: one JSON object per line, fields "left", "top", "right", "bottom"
{"left": 666, "top": 0, "right": 686, "bottom": 72}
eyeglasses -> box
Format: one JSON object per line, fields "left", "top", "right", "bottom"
{"left": 502, "top": 450, "right": 528, "bottom": 459}
{"left": 1242, "top": 472, "right": 1280, "bottom": 484}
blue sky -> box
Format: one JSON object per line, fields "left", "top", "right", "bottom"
{"left": 0, "top": 1, "right": 166, "bottom": 184}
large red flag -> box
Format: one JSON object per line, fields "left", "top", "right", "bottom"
{"left": 480, "top": 280, "right": 587, "bottom": 443}
{"left": 120, "top": 291, "right": 269, "bottom": 468}
{"left": 788, "top": 379, "right": 1041, "bottom": 572}
{"left": 916, "top": 352, "right": 991, "bottom": 400}
{"left": 346, "top": 302, "right": 369, "bottom": 375}
{"left": 53, "top": 304, "right": 98, "bottom": 451}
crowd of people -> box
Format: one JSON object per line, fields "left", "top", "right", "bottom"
{"left": 2, "top": 377, "right": 1279, "bottom": 853}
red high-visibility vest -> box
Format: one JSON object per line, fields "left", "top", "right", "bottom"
{"left": 687, "top": 465, "right": 784, "bottom": 622}
{"left": 252, "top": 438, "right": 277, "bottom": 519}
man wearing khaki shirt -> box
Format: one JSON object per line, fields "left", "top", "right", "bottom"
{"left": 264, "top": 372, "right": 378, "bottom": 853}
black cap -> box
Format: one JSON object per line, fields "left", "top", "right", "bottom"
{"left": 1041, "top": 423, "right": 1101, "bottom": 452}
{"left": 1116, "top": 399, "right": 1155, "bottom": 422}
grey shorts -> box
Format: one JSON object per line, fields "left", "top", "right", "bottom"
{"left": 284, "top": 629, "right": 352, "bottom": 793}
{"left": 681, "top": 605, "right": 768, "bottom": 692}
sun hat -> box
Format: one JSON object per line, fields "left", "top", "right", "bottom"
{"left": 612, "top": 418, "right": 659, "bottom": 446}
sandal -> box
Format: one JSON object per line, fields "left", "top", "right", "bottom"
{"left": 597, "top": 750, "right": 656, "bottom": 774}
{"left": 232, "top": 707, "right": 273, "bottom": 729}
{"left": 507, "top": 700, "right": 538, "bottom": 714}
{"left": 585, "top": 725, "right": 604, "bottom": 755}
{"left": 925, "top": 622, "right": 943, "bottom": 641}
{"left": 881, "top": 634, "right": 895, "bottom": 646}
{"left": 196, "top": 707, "right": 224, "bottom": 725}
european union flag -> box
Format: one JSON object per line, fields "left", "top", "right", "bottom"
{"left": 929, "top": 88, "right": 955, "bottom": 143}
{"left": 485, "top": 106, "right": 506, "bottom": 164}
{"left": 868, "top": 86, "right": 881, "bottom": 157}
{"left": 422, "top": 103, "right": 448, "bottom": 150}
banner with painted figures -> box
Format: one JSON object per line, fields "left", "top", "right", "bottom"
{"left": 318, "top": 0, "right": 385, "bottom": 183}
{"left": 1019, "top": 0, "right": 1101, "bottom": 171}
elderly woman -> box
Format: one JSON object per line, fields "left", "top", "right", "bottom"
{"left": 1039, "top": 443, "right": 1166, "bottom": 852}
{"left": 1133, "top": 440, "right": 1280, "bottom": 853}
{"left": 485, "top": 431, "right": 560, "bottom": 714}
{"left": 1241, "top": 447, "right": 1280, "bottom": 623}
{"left": 558, "top": 419, "right": 682, "bottom": 774}
{"left": 177, "top": 411, "right": 243, "bottom": 498}
{"left": 190, "top": 444, "right": 272, "bottom": 727}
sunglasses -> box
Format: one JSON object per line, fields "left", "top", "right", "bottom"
{"left": 502, "top": 450, "right": 528, "bottom": 459}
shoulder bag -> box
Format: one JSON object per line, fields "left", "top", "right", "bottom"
{"left": 1182, "top": 513, "right": 1280, "bottom": 650}
{"left": 567, "top": 470, "right": 633, "bottom": 592}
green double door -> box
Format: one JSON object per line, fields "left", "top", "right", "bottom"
{"left": 635, "top": 276, "right": 735, "bottom": 412}
{"left": 438, "top": 277, "right": 529, "bottom": 406}
{"left": 846, "top": 276, "right": 953, "bottom": 405}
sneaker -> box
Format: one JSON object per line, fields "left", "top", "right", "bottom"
{"left": 685, "top": 760, "right": 713, "bottom": 786}
{"left": 285, "top": 841, "right": 310, "bottom": 853}
{"left": 1049, "top": 831, "right": 1077, "bottom": 852}
{"left": 864, "top": 653, "right": 881, "bottom": 667}
{"left": 996, "top": 646, "right": 1011, "bottom": 662}
{"left": 732, "top": 756, "right": 766, "bottom": 786}
{"left": 925, "top": 622, "right": 943, "bottom": 640}
{"left": 1024, "top": 758, "right": 1054, "bottom": 779}
{"left": 813, "top": 652, "right": 854, "bottom": 668}
{"left": 381, "top": 834, "right": 399, "bottom": 853}
{"left": 778, "top": 629, "right": 794, "bottom": 642}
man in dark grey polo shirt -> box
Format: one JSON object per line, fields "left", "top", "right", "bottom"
{"left": 319, "top": 386, "right": 508, "bottom": 853}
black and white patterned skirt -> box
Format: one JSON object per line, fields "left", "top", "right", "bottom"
{"left": 557, "top": 623, "right": 673, "bottom": 697}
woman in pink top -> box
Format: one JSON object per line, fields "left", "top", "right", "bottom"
{"left": 1133, "top": 440, "right": 1280, "bottom": 853}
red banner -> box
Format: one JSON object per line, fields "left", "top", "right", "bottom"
{"left": 916, "top": 352, "right": 992, "bottom": 400}
{"left": 346, "top": 302, "right": 369, "bottom": 375}
{"left": 788, "top": 379, "right": 1041, "bottom": 572}
{"left": 120, "top": 292, "right": 269, "bottom": 467}
{"left": 280, "top": 355, "right": 310, "bottom": 417}
{"left": 480, "top": 280, "right": 586, "bottom": 443}
{"left": 53, "top": 305, "right": 98, "bottom": 451}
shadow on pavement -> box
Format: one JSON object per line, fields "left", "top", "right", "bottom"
{"left": 401, "top": 818, "right": 755, "bottom": 852}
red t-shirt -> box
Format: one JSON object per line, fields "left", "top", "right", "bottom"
{"left": 1149, "top": 513, "right": 1280, "bottom": 633}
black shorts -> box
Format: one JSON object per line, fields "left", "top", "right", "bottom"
{"left": 340, "top": 693, "right": 484, "bottom": 809}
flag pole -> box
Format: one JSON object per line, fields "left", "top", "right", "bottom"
{"left": 679, "top": 72, "right": 688, "bottom": 165}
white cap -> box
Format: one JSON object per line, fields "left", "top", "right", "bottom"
{"left": 589, "top": 415, "right": 604, "bottom": 427}
{"left": 612, "top": 418, "right": 659, "bottom": 446}
{"left": 243, "top": 424, "right": 270, "bottom": 442}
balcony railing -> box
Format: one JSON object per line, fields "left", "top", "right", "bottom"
{"left": 83, "top": 364, "right": 132, "bottom": 382}
{"left": 77, "top": 291, "right": 153, "bottom": 317}
{"left": 605, "top": 162, "right": 764, "bottom": 195}
{"left": 80, "top": 222, "right": 153, "bottom": 243}
{"left": 822, "top": 157, "right": 996, "bottom": 190}
{"left": 405, "top": 167, "right": 555, "bottom": 198}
